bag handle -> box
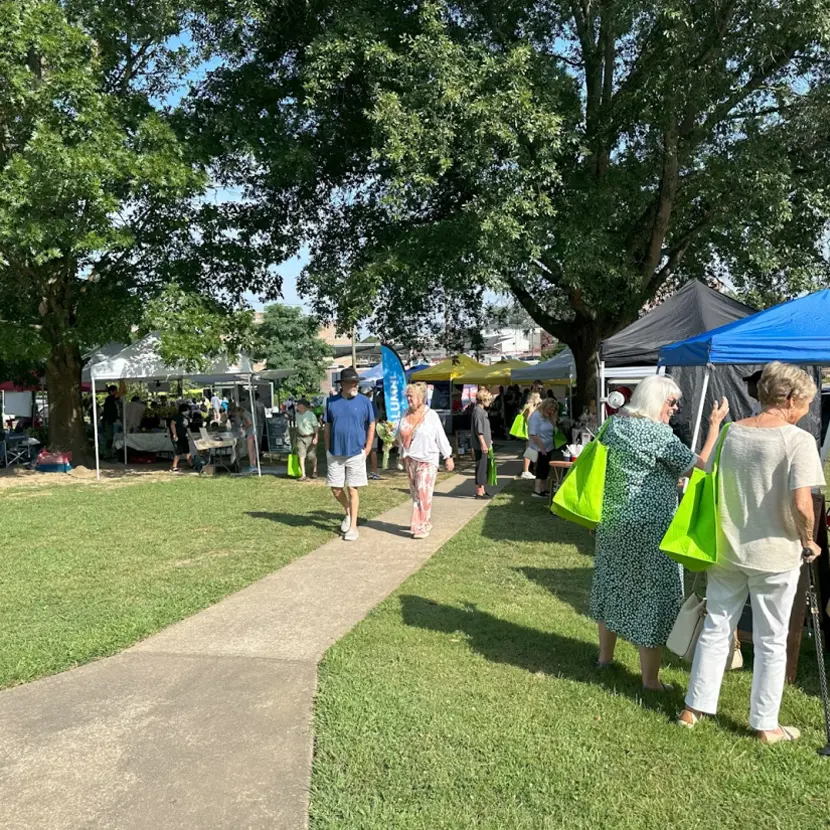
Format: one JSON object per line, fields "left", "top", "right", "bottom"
{"left": 709, "top": 423, "right": 731, "bottom": 503}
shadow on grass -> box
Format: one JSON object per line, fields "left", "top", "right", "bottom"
{"left": 519, "top": 566, "right": 593, "bottom": 617}
{"left": 247, "top": 510, "right": 414, "bottom": 538}
{"left": 246, "top": 510, "right": 343, "bottom": 532}
{"left": 479, "top": 489, "right": 595, "bottom": 553}
{"left": 399, "top": 594, "right": 750, "bottom": 735}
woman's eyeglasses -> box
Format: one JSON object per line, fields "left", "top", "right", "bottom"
{"left": 666, "top": 398, "right": 680, "bottom": 408}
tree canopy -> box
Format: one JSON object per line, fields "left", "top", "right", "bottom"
{"left": 0, "top": 1, "right": 284, "bottom": 453}
{"left": 194, "top": 0, "right": 830, "bottom": 406}
{"left": 254, "top": 304, "right": 333, "bottom": 399}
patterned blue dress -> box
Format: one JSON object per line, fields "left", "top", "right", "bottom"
{"left": 590, "top": 416, "right": 696, "bottom": 648}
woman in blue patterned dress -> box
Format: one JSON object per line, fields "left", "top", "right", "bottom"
{"left": 591, "top": 376, "right": 729, "bottom": 690}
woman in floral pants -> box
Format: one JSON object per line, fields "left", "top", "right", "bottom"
{"left": 397, "top": 383, "right": 455, "bottom": 539}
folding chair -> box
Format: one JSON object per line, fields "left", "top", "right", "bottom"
{"left": 2, "top": 433, "right": 31, "bottom": 467}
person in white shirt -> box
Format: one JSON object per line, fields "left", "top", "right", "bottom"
{"left": 680, "top": 362, "right": 826, "bottom": 743}
{"left": 210, "top": 392, "right": 222, "bottom": 425}
{"left": 397, "top": 383, "right": 455, "bottom": 539}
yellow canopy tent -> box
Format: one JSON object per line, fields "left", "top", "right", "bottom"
{"left": 455, "top": 358, "right": 529, "bottom": 386}
{"left": 410, "top": 354, "right": 486, "bottom": 382}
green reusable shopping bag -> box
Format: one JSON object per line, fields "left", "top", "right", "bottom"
{"left": 509, "top": 414, "right": 528, "bottom": 440}
{"left": 487, "top": 446, "right": 498, "bottom": 486}
{"left": 550, "top": 421, "right": 610, "bottom": 529}
{"left": 287, "top": 453, "right": 302, "bottom": 478}
{"left": 660, "top": 425, "right": 731, "bottom": 572}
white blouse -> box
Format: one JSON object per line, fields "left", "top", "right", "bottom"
{"left": 398, "top": 408, "right": 453, "bottom": 467}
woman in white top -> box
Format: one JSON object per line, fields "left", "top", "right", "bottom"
{"left": 679, "top": 362, "right": 825, "bottom": 743}
{"left": 397, "top": 383, "right": 455, "bottom": 539}
{"left": 519, "top": 392, "right": 543, "bottom": 480}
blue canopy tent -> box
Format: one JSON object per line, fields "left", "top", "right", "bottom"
{"left": 406, "top": 363, "right": 431, "bottom": 379}
{"left": 659, "top": 289, "right": 830, "bottom": 367}
{"left": 658, "top": 289, "right": 830, "bottom": 455}
{"left": 358, "top": 363, "right": 384, "bottom": 384}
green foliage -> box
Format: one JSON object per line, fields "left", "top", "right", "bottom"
{"left": 142, "top": 283, "right": 257, "bottom": 372}
{"left": 254, "top": 304, "right": 333, "bottom": 399}
{"left": 194, "top": 0, "right": 830, "bottom": 403}
{"left": 0, "top": 1, "right": 286, "bottom": 449}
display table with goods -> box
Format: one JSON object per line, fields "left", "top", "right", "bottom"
{"left": 113, "top": 432, "right": 175, "bottom": 454}
{"left": 194, "top": 433, "right": 240, "bottom": 473}
{"left": 547, "top": 460, "right": 574, "bottom": 504}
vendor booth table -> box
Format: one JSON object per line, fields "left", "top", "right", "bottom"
{"left": 87, "top": 333, "right": 291, "bottom": 479}
{"left": 114, "top": 433, "right": 175, "bottom": 455}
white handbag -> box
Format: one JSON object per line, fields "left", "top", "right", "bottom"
{"left": 667, "top": 592, "right": 744, "bottom": 670}
{"left": 667, "top": 593, "right": 706, "bottom": 662}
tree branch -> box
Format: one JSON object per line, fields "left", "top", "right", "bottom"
{"left": 695, "top": 43, "right": 800, "bottom": 139}
{"left": 651, "top": 206, "right": 717, "bottom": 288}
{"left": 504, "top": 271, "right": 571, "bottom": 342}
{"left": 641, "top": 117, "right": 679, "bottom": 279}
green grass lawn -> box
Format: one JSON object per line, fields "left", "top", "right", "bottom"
{"left": 0, "top": 473, "right": 411, "bottom": 689}
{"left": 311, "top": 483, "right": 830, "bottom": 830}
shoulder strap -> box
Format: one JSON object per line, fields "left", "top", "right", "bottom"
{"left": 710, "top": 422, "right": 731, "bottom": 477}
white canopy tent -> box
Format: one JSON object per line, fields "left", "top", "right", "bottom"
{"left": 81, "top": 342, "right": 128, "bottom": 381}
{"left": 511, "top": 348, "right": 575, "bottom": 384}
{"left": 88, "top": 332, "right": 266, "bottom": 479}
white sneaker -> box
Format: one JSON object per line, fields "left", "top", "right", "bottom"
{"left": 343, "top": 528, "right": 359, "bottom": 542}
{"left": 340, "top": 515, "right": 351, "bottom": 533}
{"left": 520, "top": 472, "right": 535, "bottom": 480}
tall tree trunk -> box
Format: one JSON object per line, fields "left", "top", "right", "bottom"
{"left": 39, "top": 263, "right": 88, "bottom": 461}
{"left": 565, "top": 321, "right": 602, "bottom": 418}
{"left": 44, "top": 338, "right": 87, "bottom": 460}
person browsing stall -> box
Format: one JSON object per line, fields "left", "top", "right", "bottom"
{"left": 679, "top": 363, "right": 825, "bottom": 742}
{"left": 592, "top": 376, "right": 729, "bottom": 691}
{"left": 169, "top": 403, "right": 193, "bottom": 473}
{"left": 471, "top": 388, "right": 493, "bottom": 499}
{"left": 325, "top": 367, "right": 376, "bottom": 541}
{"left": 527, "top": 397, "right": 564, "bottom": 499}
{"left": 294, "top": 399, "right": 320, "bottom": 481}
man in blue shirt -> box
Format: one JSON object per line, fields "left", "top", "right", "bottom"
{"left": 324, "top": 366, "right": 376, "bottom": 541}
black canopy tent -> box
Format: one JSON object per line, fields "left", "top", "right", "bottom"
{"left": 597, "top": 281, "right": 761, "bottom": 445}
{"left": 601, "top": 280, "right": 756, "bottom": 367}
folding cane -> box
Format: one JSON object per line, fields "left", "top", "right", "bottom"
{"left": 802, "top": 549, "right": 830, "bottom": 756}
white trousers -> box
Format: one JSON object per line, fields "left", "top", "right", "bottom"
{"left": 685, "top": 563, "right": 801, "bottom": 731}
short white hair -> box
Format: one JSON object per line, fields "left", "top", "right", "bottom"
{"left": 623, "top": 375, "right": 681, "bottom": 422}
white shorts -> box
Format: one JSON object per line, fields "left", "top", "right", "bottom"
{"left": 326, "top": 452, "right": 368, "bottom": 489}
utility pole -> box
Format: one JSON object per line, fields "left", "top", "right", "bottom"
{"left": 351, "top": 329, "right": 357, "bottom": 367}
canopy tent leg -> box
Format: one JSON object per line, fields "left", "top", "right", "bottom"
{"left": 690, "top": 366, "right": 712, "bottom": 454}
{"left": 568, "top": 372, "right": 573, "bottom": 422}
{"left": 248, "top": 376, "right": 261, "bottom": 477}
{"left": 92, "top": 374, "right": 101, "bottom": 480}
{"left": 597, "top": 359, "right": 606, "bottom": 425}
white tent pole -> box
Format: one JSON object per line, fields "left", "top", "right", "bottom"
{"left": 690, "top": 366, "right": 711, "bottom": 454}
{"left": 124, "top": 393, "right": 128, "bottom": 466}
{"left": 597, "top": 359, "right": 606, "bottom": 425}
{"left": 568, "top": 370, "right": 573, "bottom": 420}
{"left": 248, "top": 375, "right": 261, "bottom": 477}
{"left": 91, "top": 372, "right": 101, "bottom": 480}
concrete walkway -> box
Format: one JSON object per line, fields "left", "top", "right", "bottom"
{"left": 0, "top": 462, "right": 517, "bottom": 830}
